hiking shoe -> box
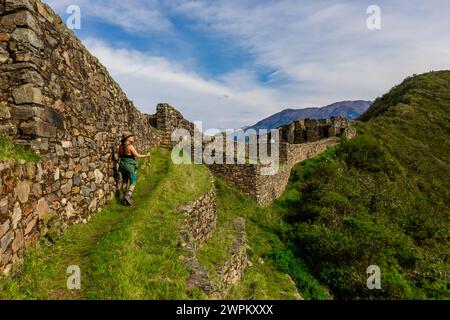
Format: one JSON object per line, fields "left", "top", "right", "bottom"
{"left": 124, "top": 192, "right": 133, "bottom": 206}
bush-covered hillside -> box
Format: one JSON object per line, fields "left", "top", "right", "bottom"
{"left": 277, "top": 71, "right": 450, "bottom": 299}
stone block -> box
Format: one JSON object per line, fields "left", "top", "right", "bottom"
{"left": 36, "top": 1, "right": 54, "bottom": 23}
{"left": 61, "top": 179, "right": 73, "bottom": 195}
{"left": 1, "top": 230, "right": 14, "bottom": 254}
{"left": 0, "top": 220, "right": 10, "bottom": 239}
{"left": 5, "top": 0, "right": 35, "bottom": 13}
{"left": 30, "top": 138, "right": 49, "bottom": 150}
{"left": 0, "top": 33, "right": 11, "bottom": 42}
{"left": 0, "top": 50, "right": 9, "bottom": 63}
{"left": 12, "top": 229, "right": 24, "bottom": 253}
{"left": 0, "top": 101, "right": 10, "bottom": 119}
{"left": 24, "top": 215, "right": 37, "bottom": 235}
{"left": 94, "top": 169, "right": 104, "bottom": 184}
{"left": 1, "top": 11, "right": 39, "bottom": 32}
{"left": 20, "top": 118, "right": 57, "bottom": 138}
{"left": 36, "top": 198, "right": 52, "bottom": 220}
{"left": 0, "top": 124, "right": 18, "bottom": 136}
{"left": 12, "top": 202, "right": 22, "bottom": 229}
{"left": 12, "top": 84, "right": 44, "bottom": 105}
{"left": 10, "top": 105, "right": 45, "bottom": 120}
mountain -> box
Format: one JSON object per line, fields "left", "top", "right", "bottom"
{"left": 279, "top": 71, "right": 450, "bottom": 299}
{"left": 246, "top": 100, "right": 372, "bottom": 131}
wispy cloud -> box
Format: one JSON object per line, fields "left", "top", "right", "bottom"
{"left": 45, "top": 0, "right": 173, "bottom": 33}
{"left": 43, "top": 0, "right": 450, "bottom": 128}
{"left": 85, "top": 39, "right": 294, "bottom": 130}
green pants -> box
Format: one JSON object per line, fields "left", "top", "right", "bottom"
{"left": 119, "top": 158, "right": 138, "bottom": 192}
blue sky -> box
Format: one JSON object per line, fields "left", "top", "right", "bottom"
{"left": 44, "top": 0, "right": 450, "bottom": 130}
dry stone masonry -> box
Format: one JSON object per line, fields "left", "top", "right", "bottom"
{"left": 0, "top": 0, "right": 194, "bottom": 273}
{"left": 208, "top": 118, "right": 356, "bottom": 206}
{"left": 0, "top": 0, "right": 356, "bottom": 276}
{"left": 180, "top": 182, "right": 218, "bottom": 251}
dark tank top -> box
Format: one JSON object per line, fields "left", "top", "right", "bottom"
{"left": 121, "top": 143, "right": 136, "bottom": 160}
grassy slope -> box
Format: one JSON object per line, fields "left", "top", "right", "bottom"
{"left": 273, "top": 71, "right": 450, "bottom": 299}
{"left": 198, "top": 177, "right": 331, "bottom": 300}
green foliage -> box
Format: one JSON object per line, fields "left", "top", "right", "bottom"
{"left": 0, "top": 136, "right": 41, "bottom": 162}
{"left": 276, "top": 71, "right": 450, "bottom": 299}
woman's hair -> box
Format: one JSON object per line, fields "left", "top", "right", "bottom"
{"left": 121, "top": 136, "right": 133, "bottom": 146}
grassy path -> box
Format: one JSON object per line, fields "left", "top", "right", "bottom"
{"left": 0, "top": 149, "right": 210, "bottom": 300}
{"left": 1, "top": 148, "right": 329, "bottom": 300}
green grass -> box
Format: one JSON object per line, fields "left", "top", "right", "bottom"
{"left": 273, "top": 71, "right": 450, "bottom": 299}
{"left": 0, "top": 148, "right": 211, "bottom": 300}
{"left": 198, "top": 179, "right": 330, "bottom": 300}
{"left": 0, "top": 136, "right": 41, "bottom": 162}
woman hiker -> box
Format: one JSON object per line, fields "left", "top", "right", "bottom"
{"left": 118, "top": 132, "right": 150, "bottom": 205}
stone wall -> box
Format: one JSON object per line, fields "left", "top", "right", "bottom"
{"left": 255, "top": 137, "right": 342, "bottom": 206}
{"left": 0, "top": 157, "right": 105, "bottom": 274}
{"left": 278, "top": 116, "right": 351, "bottom": 144}
{"left": 216, "top": 217, "right": 247, "bottom": 288}
{"left": 181, "top": 192, "right": 248, "bottom": 298}
{"left": 0, "top": 0, "right": 191, "bottom": 273}
{"left": 154, "top": 103, "right": 195, "bottom": 149}
{"left": 208, "top": 133, "right": 354, "bottom": 207}
{"left": 207, "top": 163, "right": 258, "bottom": 200}
{"left": 180, "top": 183, "right": 217, "bottom": 250}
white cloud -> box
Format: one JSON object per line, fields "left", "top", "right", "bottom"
{"left": 169, "top": 0, "right": 450, "bottom": 104}
{"left": 44, "top": 0, "right": 450, "bottom": 128}
{"left": 44, "top": 0, "right": 173, "bottom": 33}
{"left": 84, "top": 39, "right": 294, "bottom": 130}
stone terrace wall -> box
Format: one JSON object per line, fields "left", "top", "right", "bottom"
{"left": 207, "top": 163, "right": 258, "bottom": 200}
{"left": 180, "top": 184, "right": 217, "bottom": 250}
{"left": 255, "top": 137, "right": 341, "bottom": 206}
{"left": 216, "top": 217, "right": 247, "bottom": 288}
{"left": 279, "top": 116, "right": 351, "bottom": 144}
{"left": 0, "top": 0, "right": 163, "bottom": 151}
{"left": 208, "top": 127, "right": 355, "bottom": 207}
{"left": 1, "top": 158, "right": 82, "bottom": 273}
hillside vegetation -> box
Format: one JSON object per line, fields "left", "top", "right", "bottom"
{"left": 0, "top": 136, "right": 41, "bottom": 163}
{"left": 270, "top": 71, "right": 450, "bottom": 299}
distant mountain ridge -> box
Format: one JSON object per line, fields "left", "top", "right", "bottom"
{"left": 246, "top": 100, "right": 372, "bottom": 130}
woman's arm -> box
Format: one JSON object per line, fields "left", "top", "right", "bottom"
{"left": 129, "top": 145, "right": 150, "bottom": 159}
